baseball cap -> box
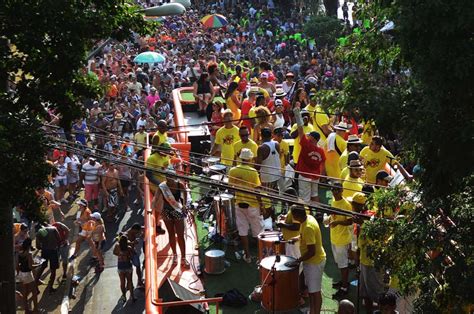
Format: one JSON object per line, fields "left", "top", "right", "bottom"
{"left": 308, "top": 131, "right": 320, "bottom": 140}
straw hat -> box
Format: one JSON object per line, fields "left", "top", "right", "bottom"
{"left": 348, "top": 160, "right": 364, "bottom": 169}
{"left": 239, "top": 148, "right": 254, "bottom": 160}
{"left": 274, "top": 88, "right": 287, "bottom": 97}
{"left": 334, "top": 121, "right": 349, "bottom": 131}
{"left": 347, "top": 134, "right": 363, "bottom": 144}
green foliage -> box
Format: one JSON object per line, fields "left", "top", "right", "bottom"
{"left": 0, "top": 1, "right": 153, "bottom": 311}
{"left": 364, "top": 178, "right": 474, "bottom": 312}
{"left": 0, "top": 0, "right": 153, "bottom": 208}
{"left": 317, "top": 0, "right": 474, "bottom": 311}
{"left": 303, "top": 15, "right": 344, "bottom": 47}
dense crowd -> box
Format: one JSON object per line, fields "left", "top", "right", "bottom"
{"left": 12, "top": 1, "right": 417, "bottom": 313}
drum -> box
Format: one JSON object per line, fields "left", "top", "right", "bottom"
{"left": 258, "top": 231, "right": 285, "bottom": 261}
{"left": 259, "top": 255, "right": 299, "bottom": 312}
{"left": 209, "top": 163, "right": 227, "bottom": 174}
{"left": 210, "top": 174, "right": 229, "bottom": 183}
{"left": 202, "top": 156, "right": 220, "bottom": 176}
{"left": 213, "top": 193, "right": 236, "bottom": 237}
{"left": 220, "top": 193, "right": 236, "bottom": 232}
{"left": 204, "top": 249, "right": 225, "bottom": 275}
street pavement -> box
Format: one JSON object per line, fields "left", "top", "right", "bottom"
{"left": 26, "top": 189, "right": 147, "bottom": 314}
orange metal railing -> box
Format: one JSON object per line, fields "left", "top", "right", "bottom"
{"left": 144, "top": 89, "right": 223, "bottom": 313}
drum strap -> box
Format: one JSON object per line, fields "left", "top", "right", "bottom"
{"left": 159, "top": 182, "right": 183, "bottom": 213}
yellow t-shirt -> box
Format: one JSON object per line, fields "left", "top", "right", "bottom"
{"left": 290, "top": 123, "right": 314, "bottom": 163}
{"left": 228, "top": 164, "right": 261, "bottom": 208}
{"left": 281, "top": 211, "right": 300, "bottom": 240}
{"left": 226, "top": 90, "right": 241, "bottom": 121}
{"left": 339, "top": 149, "right": 349, "bottom": 170}
{"left": 233, "top": 139, "right": 258, "bottom": 163}
{"left": 134, "top": 132, "right": 148, "bottom": 148}
{"left": 329, "top": 198, "right": 352, "bottom": 246}
{"left": 146, "top": 152, "right": 170, "bottom": 190}
{"left": 306, "top": 104, "right": 330, "bottom": 144}
{"left": 299, "top": 215, "right": 326, "bottom": 264}
{"left": 342, "top": 176, "right": 364, "bottom": 199}
{"left": 151, "top": 131, "right": 167, "bottom": 146}
{"left": 361, "top": 120, "right": 376, "bottom": 145}
{"left": 278, "top": 139, "right": 289, "bottom": 171}
{"left": 358, "top": 225, "right": 374, "bottom": 266}
{"left": 215, "top": 125, "right": 240, "bottom": 166}
{"left": 360, "top": 146, "right": 394, "bottom": 184}
{"left": 340, "top": 166, "right": 350, "bottom": 180}
{"left": 334, "top": 134, "right": 347, "bottom": 155}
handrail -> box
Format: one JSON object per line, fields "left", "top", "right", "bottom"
{"left": 144, "top": 146, "right": 161, "bottom": 313}
{"left": 172, "top": 88, "right": 188, "bottom": 144}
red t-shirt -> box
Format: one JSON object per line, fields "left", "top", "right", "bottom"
{"left": 296, "top": 135, "right": 326, "bottom": 180}
{"left": 240, "top": 99, "right": 254, "bottom": 131}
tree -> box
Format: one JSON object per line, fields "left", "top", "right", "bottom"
{"left": 304, "top": 15, "right": 344, "bottom": 47}
{"left": 317, "top": 0, "right": 474, "bottom": 311}
{"left": 0, "top": 1, "right": 153, "bottom": 312}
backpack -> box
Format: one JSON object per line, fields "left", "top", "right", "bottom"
{"left": 216, "top": 288, "right": 248, "bottom": 308}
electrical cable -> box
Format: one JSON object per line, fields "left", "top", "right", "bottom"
{"left": 46, "top": 138, "right": 373, "bottom": 219}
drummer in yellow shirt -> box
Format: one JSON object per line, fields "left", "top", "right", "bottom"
{"left": 228, "top": 148, "right": 264, "bottom": 263}
{"left": 233, "top": 126, "right": 258, "bottom": 165}
{"left": 288, "top": 205, "right": 326, "bottom": 314}
{"left": 360, "top": 135, "right": 394, "bottom": 184}
{"left": 328, "top": 182, "right": 353, "bottom": 298}
{"left": 210, "top": 110, "right": 240, "bottom": 167}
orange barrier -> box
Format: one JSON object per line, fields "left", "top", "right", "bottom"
{"left": 172, "top": 88, "right": 189, "bottom": 144}
{"left": 144, "top": 147, "right": 223, "bottom": 313}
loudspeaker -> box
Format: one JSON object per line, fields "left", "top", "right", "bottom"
{"left": 158, "top": 277, "right": 206, "bottom": 313}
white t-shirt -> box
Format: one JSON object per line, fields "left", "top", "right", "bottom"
{"left": 65, "top": 155, "right": 80, "bottom": 176}
{"left": 81, "top": 162, "right": 101, "bottom": 185}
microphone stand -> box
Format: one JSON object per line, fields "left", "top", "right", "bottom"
{"left": 270, "top": 252, "right": 280, "bottom": 314}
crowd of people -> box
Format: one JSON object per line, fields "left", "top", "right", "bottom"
{"left": 11, "top": 0, "right": 417, "bottom": 313}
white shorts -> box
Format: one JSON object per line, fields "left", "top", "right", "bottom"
{"left": 17, "top": 271, "right": 35, "bottom": 284}
{"left": 331, "top": 243, "right": 350, "bottom": 268}
{"left": 235, "top": 206, "right": 263, "bottom": 237}
{"left": 303, "top": 259, "right": 326, "bottom": 293}
{"left": 298, "top": 175, "right": 319, "bottom": 202}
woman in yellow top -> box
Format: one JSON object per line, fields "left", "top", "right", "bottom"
{"left": 224, "top": 82, "right": 241, "bottom": 122}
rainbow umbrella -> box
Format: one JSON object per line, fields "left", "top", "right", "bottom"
{"left": 200, "top": 14, "right": 228, "bottom": 28}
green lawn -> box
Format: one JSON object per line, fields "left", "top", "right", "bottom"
{"left": 191, "top": 183, "right": 363, "bottom": 313}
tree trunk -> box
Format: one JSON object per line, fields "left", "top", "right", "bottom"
{"left": 323, "top": 0, "right": 339, "bottom": 16}
{"left": 0, "top": 205, "right": 16, "bottom": 314}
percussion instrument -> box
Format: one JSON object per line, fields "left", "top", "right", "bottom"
{"left": 259, "top": 255, "right": 299, "bottom": 312}
{"left": 210, "top": 174, "right": 229, "bottom": 183}
{"left": 209, "top": 163, "right": 227, "bottom": 174}
{"left": 213, "top": 193, "right": 237, "bottom": 237}
{"left": 257, "top": 231, "right": 285, "bottom": 261}
{"left": 202, "top": 156, "right": 220, "bottom": 176}
{"left": 204, "top": 249, "right": 225, "bottom": 275}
